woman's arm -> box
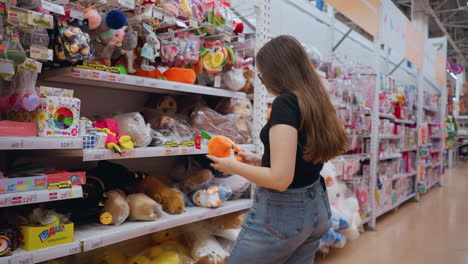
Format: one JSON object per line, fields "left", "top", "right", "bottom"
{"left": 207, "top": 124, "right": 298, "bottom": 191}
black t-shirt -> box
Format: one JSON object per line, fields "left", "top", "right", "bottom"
{"left": 260, "top": 92, "right": 324, "bottom": 189}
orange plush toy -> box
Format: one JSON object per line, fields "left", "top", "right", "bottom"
{"left": 163, "top": 67, "right": 196, "bottom": 84}
{"left": 129, "top": 68, "right": 162, "bottom": 79}
{"left": 201, "top": 131, "right": 244, "bottom": 162}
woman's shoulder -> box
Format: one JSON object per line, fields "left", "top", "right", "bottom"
{"left": 272, "top": 92, "right": 298, "bottom": 108}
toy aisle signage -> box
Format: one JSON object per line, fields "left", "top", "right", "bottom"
{"left": 405, "top": 21, "right": 424, "bottom": 69}
{"left": 435, "top": 52, "right": 446, "bottom": 86}
{"left": 379, "top": 0, "right": 406, "bottom": 56}
{"left": 324, "top": 0, "right": 381, "bottom": 37}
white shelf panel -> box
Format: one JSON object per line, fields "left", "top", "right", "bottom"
{"left": 379, "top": 113, "right": 395, "bottom": 120}
{"left": 394, "top": 119, "right": 416, "bottom": 125}
{"left": 393, "top": 171, "right": 417, "bottom": 180}
{"left": 0, "top": 137, "right": 82, "bottom": 150}
{"left": 376, "top": 193, "right": 416, "bottom": 218}
{"left": 0, "top": 242, "right": 82, "bottom": 264}
{"left": 379, "top": 153, "right": 402, "bottom": 161}
{"left": 396, "top": 193, "right": 416, "bottom": 207}
{"left": 83, "top": 144, "right": 256, "bottom": 161}
{"left": 0, "top": 186, "right": 83, "bottom": 208}
{"left": 378, "top": 135, "right": 403, "bottom": 140}
{"left": 76, "top": 199, "right": 252, "bottom": 251}
{"left": 423, "top": 106, "right": 438, "bottom": 112}
{"left": 401, "top": 147, "right": 418, "bottom": 152}
{"left": 42, "top": 68, "right": 247, "bottom": 99}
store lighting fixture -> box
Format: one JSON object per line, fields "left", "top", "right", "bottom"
{"left": 450, "top": 72, "right": 458, "bottom": 80}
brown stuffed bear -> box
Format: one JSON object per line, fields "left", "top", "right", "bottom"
{"left": 176, "top": 169, "right": 214, "bottom": 194}
{"left": 138, "top": 175, "right": 185, "bottom": 215}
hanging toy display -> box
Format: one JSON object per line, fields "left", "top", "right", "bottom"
{"left": 200, "top": 41, "right": 235, "bottom": 74}
{"left": 16, "top": 70, "right": 40, "bottom": 111}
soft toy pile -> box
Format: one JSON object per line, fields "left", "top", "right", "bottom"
{"left": 319, "top": 162, "right": 363, "bottom": 254}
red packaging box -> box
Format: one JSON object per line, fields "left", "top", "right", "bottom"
{"left": 46, "top": 171, "right": 86, "bottom": 187}
{"left": 0, "top": 121, "right": 37, "bottom": 137}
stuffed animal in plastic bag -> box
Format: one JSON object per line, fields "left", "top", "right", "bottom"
{"left": 190, "top": 184, "right": 232, "bottom": 208}
{"left": 318, "top": 207, "right": 349, "bottom": 254}
{"left": 127, "top": 193, "right": 164, "bottom": 221}
{"left": 181, "top": 223, "right": 229, "bottom": 264}
{"left": 94, "top": 119, "right": 135, "bottom": 154}
{"left": 112, "top": 112, "right": 152, "bottom": 148}
{"left": 322, "top": 162, "right": 362, "bottom": 241}
{"left": 102, "top": 189, "right": 129, "bottom": 225}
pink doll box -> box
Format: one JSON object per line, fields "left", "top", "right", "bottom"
{"left": 37, "top": 96, "right": 81, "bottom": 137}
{"left": 38, "top": 86, "right": 74, "bottom": 98}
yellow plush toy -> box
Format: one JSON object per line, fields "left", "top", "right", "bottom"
{"left": 152, "top": 251, "right": 182, "bottom": 264}
{"left": 92, "top": 249, "right": 127, "bottom": 264}
{"left": 128, "top": 255, "right": 152, "bottom": 264}
{"left": 139, "top": 175, "right": 185, "bottom": 215}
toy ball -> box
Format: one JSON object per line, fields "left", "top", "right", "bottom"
{"left": 106, "top": 10, "right": 127, "bottom": 30}
{"left": 21, "top": 93, "right": 40, "bottom": 112}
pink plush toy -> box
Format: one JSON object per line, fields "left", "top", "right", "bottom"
{"left": 84, "top": 7, "right": 102, "bottom": 30}
{"left": 94, "top": 119, "right": 135, "bottom": 154}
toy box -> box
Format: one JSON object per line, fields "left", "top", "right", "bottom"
{"left": 46, "top": 171, "right": 86, "bottom": 188}
{"left": 38, "top": 86, "right": 74, "bottom": 97}
{"left": 20, "top": 222, "right": 74, "bottom": 251}
{"left": 0, "top": 175, "right": 47, "bottom": 194}
{"left": 38, "top": 95, "right": 81, "bottom": 137}
{"left": 0, "top": 121, "right": 37, "bottom": 136}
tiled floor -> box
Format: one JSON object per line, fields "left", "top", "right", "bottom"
{"left": 315, "top": 164, "right": 468, "bottom": 264}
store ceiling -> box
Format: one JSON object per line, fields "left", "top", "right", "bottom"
{"left": 395, "top": 0, "right": 468, "bottom": 65}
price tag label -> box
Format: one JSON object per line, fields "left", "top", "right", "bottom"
{"left": 22, "top": 193, "right": 37, "bottom": 204}
{"left": 180, "top": 141, "right": 195, "bottom": 154}
{"left": 9, "top": 139, "right": 24, "bottom": 149}
{"left": 30, "top": 45, "right": 53, "bottom": 61}
{"left": 0, "top": 59, "right": 14, "bottom": 75}
{"left": 164, "top": 141, "right": 179, "bottom": 155}
{"left": 118, "top": 0, "right": 135, "bottom": 9}
{"left": 49, "top": 0, "right": 69, "bottom": 4}
{"left": 69, "top": 7, "right": 84, "bottom": 20}
{"left": 60, "top": 140, "right": 75, "bottom": 149}
{"left": 41, "top": 0, "right": 65, "bottom": 15}
{"left": 135, "top": 77, "right": 145, "bottom": 86}
{"left": 189, "top": 18, "right": 198, "bottom": 28}
{"left": 153, "top": 7, "right": 163, "bottom": 19}
{"left": 119, "top": 149, "right": 136, "bottom": 159}
{"left": 9, "top": 254, "right": 34, "bottom": 264}
{"left": 89, "top": 238, "right": 104, "bottom": 250}
{"left": 68, "top": 245, "right": 81, "bottom": 255}
{"left": 91, "top": 150, "right": 106, "bottom": 161}
{"left": 7, "top": 7, "right": 28, "bottom": 24}
{"left": 28, "top": 10, "right": 54, "bottom": 29}
{"left": 163, "top": 13, "right": 175, "bottom": 25}
{"left": 59, "top": 190, "right": 70, "bottom": 199}
{"left": 175, "top": 19, "right": 188, "bottom": 28}
{"left": 214, "top": 75, "right": 222, "bottom": 88}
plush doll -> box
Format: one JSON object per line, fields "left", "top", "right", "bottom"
{"left": 140, "top": 25, "right": 160, "bottom": 71}
{"left": 112, "top": 112, "right": 152, "bottom": 148}
{"left": 154, "top": 96, "right": 178, "bottom": 115}
{"left": 94, "top": 119, "right": 135, "bottom": 154}
{"left": 92, "top": 249, "right": 127, "bottom": 264}
{"left": 190, "top": 184, "right": 232, "bottom": 208}
{"left": 102, "top": 189, "right": 129, "bottom": 225}
{"left": 127, "top": 193, "right": 164, "bottom": 221}
{"left": 211, "top": 174, "right": 250, "bottom": 200}
{"left": 181, "top": 223, "right": 229, "bottom": 264}
{"left": 318, "top": 207, "right": 349, "bottom": 254}
{"left": 120, "top": 26, "right": 138, "bottom": 73}
{"left": 163, "top": 68, "right": 197, "bottom": 84}
{"left": 207, "top": 211, "right": 247, "bottom": 230}
{"left": 176, "top": 169, "right": 214, "bottom": 194}
{"left": 201, "top": 132, "right": 244, "bottom": 162}
{"left": 138, "top": 175, "right": 185, "bottom": 214}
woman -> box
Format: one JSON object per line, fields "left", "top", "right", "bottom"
{"left": 207, "top": 35, "right": 348, "bottom": 264}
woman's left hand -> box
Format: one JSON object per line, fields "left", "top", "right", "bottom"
{"left": 206, "top": 147, "right": 239, "bottom": 175}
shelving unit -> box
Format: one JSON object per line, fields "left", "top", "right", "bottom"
{"left": 0, "top": 186, "right": 83, "bottom": 208}
{"left": 0, "top": 137, "right": 82, "bottom": 150}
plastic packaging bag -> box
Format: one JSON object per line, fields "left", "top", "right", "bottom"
{"left": 112, "top": 112, "right": 152, "bottom": 148}
{"left": 55, "top": 18, "right": 94, "bottom": 61}
{"left": 211, "top": 174, "right": 250, "bottom": 200}
{"left": 127, "top": 193, "right": 163, "bottom": 221}
{"left": 223, "top": 68, "right": 246, "bottom": 91}
{"left": 15, "top": 70, "right": 40, "bottom": 111}
{"left": 190, "top": 106, "right": 251, "bottom": 144}
{"left": 103, "top": 189, "right": 129, "bottom": 225}
{"left": 190, "top": 184, "right": 232, "bottom": 208}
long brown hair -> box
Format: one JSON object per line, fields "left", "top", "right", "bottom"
{"left": 256, "top": 35, "right": 348, "bottom": 163}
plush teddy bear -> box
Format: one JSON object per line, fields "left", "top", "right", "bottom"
{"left": 138, "top": 175, "right": 185, "bottom": 214}
{"left": 127, "top": 193, "right": 164, "bottom": 221}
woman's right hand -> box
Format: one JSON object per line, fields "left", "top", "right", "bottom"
{"left": 238, "top": 149, "right": 262, "bottom": 166}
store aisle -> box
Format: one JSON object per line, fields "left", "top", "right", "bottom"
{"left": 316, "top": 165, "right": 468, "bottom": 264}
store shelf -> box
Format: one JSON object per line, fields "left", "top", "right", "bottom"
{"left": 83, "top": 144, "right": 256, "bottom": 161}
{"left": 376, "top": 193, "right": 416, "bottom": 218}
{"left": 401, "top": 147, "right": 418, "bottom": 152}
{"left": 379, "top": 113, "right": 395, "bottom": 120}
{"left": 427, "top": 179, "right": 441, "bottom": 189}
{"left": 75, "top": 199, "right": 252, "bottom": 251}
{"left": 394, "top": 119, "right": 416, "bottom": 125}
{"left": 379, "top": 153, "right": 402, "bottom": 161}
{"left": 0, "top": 137, "right": 82, "bottom": 150}
{"left": 423, "top": 106, "right": 439, "bottom": 112}
{"left": 378, "top": 135, "right": 403, "bottom": 140}
{"left": 396, "top": 193, "right": 416, "bottom": 207}
{"left": 0, "top": 186, "right": 83, "bottom": 208}
{"left": 432, "top": 162, "right": 442, "bottom": 168}
{"left": 427, "top": 121, "right": 439, "bottom": 126}
{"left": 41, "top": 68, "right": 247, "bottom": 99}
{"left": 430, "top": 136, "right": 443, "bottom": 140}
{"left": 393, "top": 171, "right": 417, "bottom": 180}
{"left": 0, "top": 242, "right": 82, "bottom": 264}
